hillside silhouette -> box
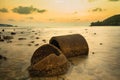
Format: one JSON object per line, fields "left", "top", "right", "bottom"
{"left": 90, "top": 14, "right": 120, "bottom": 26}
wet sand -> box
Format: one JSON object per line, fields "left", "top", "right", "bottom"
{"left": 0, "top": 26, "right": 120, "bottom": 80}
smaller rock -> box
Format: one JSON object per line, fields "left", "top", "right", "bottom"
{"left": 3, "top": 57, "right": 7, "bottom": 60}
{"left": 32, "top": 31, "right": 35, "bottom": 32}
{"left": 28, "top": 44, "right": 32, "bottom": 46}
{"left": 18, "top": 38, "right": 26, "bottom": 40}
{"left": 99, "top": 43, "right": 103, "bottom": 45}
{"left": 0, "top": 55, "right": 2, "bottom": 59}
{"left": 2, "top": 29, "right": 4, "bottom": 32}
{"left": 3, "top": 36, "right": 13, "bottom": 40}
{"left": 0, "top": 39, "right": 4, "bottom": 42}
{"left": 11, "top": 32, "right": 16, "bottom": 35}
{"left": 35, "top": 44, "right": 39, "bottom": 46}
{"left": 94, "top": 33, "right": 96, "bottom": 35}
{"left": 42, "top": 39, "right": 46, "bottom": 43}
{"left": 36, "top": 37, "right": 39, "bottom": 39}
{"left": 92, "top": 52, "right": 95, "bottom": 54}
{"left": 0, "top": 55, "right": 7, "bottom": 60}
{"left": 30, "top": 41, "right": 35, "bottom": 43}
{"left": 21, "top": 32, "right": 24, "bottom": 34}
{"left": 6, "top": 40, "right": 12, "bottom": 43}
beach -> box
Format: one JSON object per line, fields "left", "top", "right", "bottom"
{"left": 0, "top": 26, "right": 120, "bottom": 80}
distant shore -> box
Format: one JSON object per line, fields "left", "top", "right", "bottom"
{"left": 90, "top": 14, "right": 120, "bottom": 26}
{"left": 0, "top": 24, "right": 18, "bottom": 27}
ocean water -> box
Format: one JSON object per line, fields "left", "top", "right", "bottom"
{"left": 0, "top": 26, "right": 120, "bottom": 80}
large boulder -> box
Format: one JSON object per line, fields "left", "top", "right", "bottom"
{"left": 28, "top": 44, "right": 70, "bottom": 77}
{"left": 49, "top": 34, "right": 89, "bottom": 58}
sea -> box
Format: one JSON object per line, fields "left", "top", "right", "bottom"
{"left": 0, "top": 26, "right": 120, "bottom": 80}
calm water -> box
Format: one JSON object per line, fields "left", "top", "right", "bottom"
{"left": 0, "top": 26, "right": 120, "bottom": 80}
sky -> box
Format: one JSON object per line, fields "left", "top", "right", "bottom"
{"left": 0, "top": 0, "right": 120, "bottom": 26}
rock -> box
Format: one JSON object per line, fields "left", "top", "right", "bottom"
{"left": 92, "top": 52, "right": 95, "bottom": 54}
{"left": 11, "top": 32, "right": 16, "bottom": 35}
{"left": 32, "top": 31, "right": 35, "bottom": 32}
{"left": 99, "top": 43, "right": 103, "bottom": 45}
{"left": 21, "top": 32, "right": 24, "bottom": 34}
{"left": 36, "top": 37, "right": 39, "bottom": 39}
{"left": 2, "top": 29, "right": 4, "bottom": 32}
{"left": 3, "top": 36, "right": 13, "bottom": 40}
{"left": 27, "top": 44, "right": 32, "bottom": 46}
{"left": 0, "top": 55, "right": 3, "bottom": 59}
{"left": 28, "top": 44, "right": 70, "bottom": 77}
{"left": 0, "top": 39, "right": 4, "bottom": 42}
{"left": 30, "top": 41, "right": 35, "bottom": 43}
{"left": 49, "top": 34, "right": 89, "bottom": 58}
{"left": 0, "top": 36, "right": 1, "bottom": 40}
{"left": 42, "top": 39, "right": 46, "bottom": 43}
{"left": 35, "top": 44, "right": 39, "bottom": 46}
{"left": 94, "top": 33, "right": 96, "bottom": 35}
{"left": 18, "top": 38, "right": 26, "bottom": 40}
{"left": 6, "top": 40, "right": 12, "bottom": 43}
{"left": 0, "top": 55, "right": 7, "bottom": 60}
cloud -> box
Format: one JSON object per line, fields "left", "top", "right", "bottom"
{"left": 0, "top": 8, "right": 8, "bottom": 13}
{"left": 12, "top": 6, "right": 46, "bottom": 14}
{"left": 91, "top": 8, "right": 106, "bottom": 12}
{"left": 37, "top": 9, "right": 46, "bottom": 13}
{"left": 8, "top": 19, "right": 15, "bottom": 21}
{"left": 109, "top": 0, "right": 120, "bottom": 1}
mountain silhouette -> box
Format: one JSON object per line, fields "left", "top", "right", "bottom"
{"left": 90, "top": 14, "right": 120, "bottom": 26}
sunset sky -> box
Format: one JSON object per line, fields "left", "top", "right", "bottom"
{"left": 0, "top": 0, "right": 120, "bottom": 26}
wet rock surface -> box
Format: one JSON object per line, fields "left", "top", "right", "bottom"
{"left": 49, "top": 34, "right": 89, "bottom": 58}
{"left": 28, "top": 44, "right": 70, "bottom": 77}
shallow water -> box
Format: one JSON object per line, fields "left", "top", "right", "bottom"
{"left": 0, "top": 26, "right": 120, "bottom": 80}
